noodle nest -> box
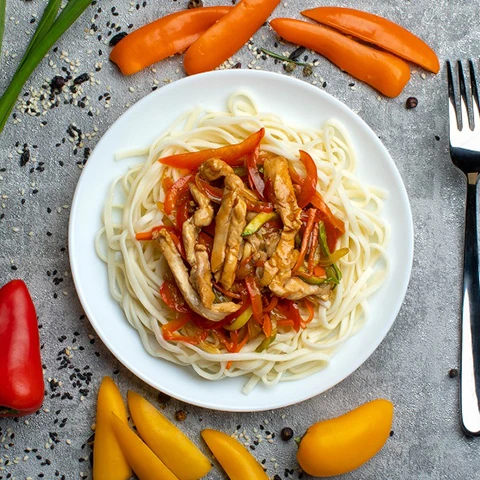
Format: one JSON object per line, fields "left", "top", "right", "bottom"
{"left": 96, "top": 92, "right": 390, "bottom": 393}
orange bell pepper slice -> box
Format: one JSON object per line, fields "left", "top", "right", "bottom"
{"left": 110, "top": 7, "right": 232, "bottom": 75}
{"left": 302, "top": 7, "right": 439, "bottom": 74}
{"left": 159, "top": 128, "right": 264, "bottom": 170}
{"left": 270, "top": 18, "right": 410, "bottom": 98}
{"left": 183, "top": 0, "right": 281, "bottom": 75}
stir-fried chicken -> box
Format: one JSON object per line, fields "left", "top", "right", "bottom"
{"left": 219, "top": 196, "right": 247, "bottom": 289}
{"left": 189, "top": 244, "right": 215, "bottom": 308}
{"left": 210, "top": 173, "right": 245, "bottom": 282}
{"left": 153, "top": 136, "right": 343, "bottom": 339}
{"left": 260, "top": 156, "right": 302, "bottom": 288}
{"left": 198, "top": 158, "right": 234, "bottom": 181}
{"left": 156, "top": 229, "right": 240, "bottom": 321}
{"left": 189, "top": 183, "right": 213, "bottom": 227}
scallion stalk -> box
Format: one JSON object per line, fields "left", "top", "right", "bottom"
{"left": 0, "top": 0, "right": 6, "bottom": 58}
{"left": 21, "top": 0, "right": 61, "bottom": 67}
{"left": 0, "top": 0, "right": 93, "bottom": 133}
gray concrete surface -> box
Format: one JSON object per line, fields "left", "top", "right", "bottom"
{"left": 0, "top": 0, "right": 479, "bottom": 479}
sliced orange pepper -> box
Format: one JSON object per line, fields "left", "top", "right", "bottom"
{"left": 111, "top": 414, "right": 179, "bottom": 480}
{"left": 270, "top": 18, "right": 410, "bottom": 98}
{"left": 302, "top": 7, "right": 439, "bottom": 74}
{"left": 159, "top": 128, "right": 265, "bottom": 170}
{"left": 127, "top": 391, "right": 212, "bottom": 480}
{"left": 183, "top": 0, "right": 280, "bottom": 75}
{"left": 201, "top": 429, "right": 269, "bottom": 480}
{"left": 110, "top": 7, "right": 232, "bottom": 75}
{"left": 93, "top": 377, "right": 132, "bottom": 480}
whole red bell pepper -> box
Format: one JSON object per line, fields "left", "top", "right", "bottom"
{"left": 0, "top": 280, "right": 44, "bottom": 417}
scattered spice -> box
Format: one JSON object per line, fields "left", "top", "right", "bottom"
{"left": 302, "top": 64, "right": 313, "bottom": 77}
{"left": 288, "top": 45, "right": 306, "bottom": 61}
{"left": 50, "top": 75, "right": 66, "bottom": 91}
{"left": 449, "top": 368, "right": 459, "bottom": 378}
{"left": 73, "top": 73, "right": 90, "bottom": 85}
{"left": 284, "top": 61, "right": 296, "bottom": 73}
{"left": 260, "top": 47, "right": 311, "bottom": 67}
{"left": 405, "top": 96, "right": 418, "bottom": 109}
{"left": 174, "top": 409, "right": 187, "bottom": 421}
{"left": 280, "top": 426, "right": 294, "bottom": 441}
{"left": 188, "top": 0, "right": 203, "bottom": 8}
{"left": 109, "top": 31, "right": 127, "bottom": 47}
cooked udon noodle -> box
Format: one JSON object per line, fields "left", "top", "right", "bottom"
{"left": 95, "top": 92, "right": 389, "bottom": 393}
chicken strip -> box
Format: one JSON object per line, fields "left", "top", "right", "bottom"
{"left": 260, "top": 156, "right": 302, "bottom": 287}
{"left": 220, "top": 197, "right": 247, "bottom": 289}
{"left": 269, "top": 276, "right": 332, "bottom": 301}
{"left": 198, "top": 158, "right": 234, "bottom": 181}
{"left": 157, "top": 229, "right": 240, "bottom": 321}
{"left": 189, "top": 183, "right": 214, "bottom": 227}
{"left": 211, "top": 174, "right": 244, "bottom": 278}
{"left": 182, "top": 219, "right": 197, "bottom": 267}
{"left": 189, "top": 244, "right": 215, "bottom": 308}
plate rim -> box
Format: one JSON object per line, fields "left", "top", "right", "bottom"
{"left": 68, "top": 69, "right": 413, "bottom": 412}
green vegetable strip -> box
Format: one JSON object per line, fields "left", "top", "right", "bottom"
{"left": 0, "top": 0, "right": 5, "bottom": 60}
{"left": 0, "top": 0, "right": 61, "bottom": 127}
{"left": 0, "top": 0, "right": 93, "bottom": 133}
{"left": 20, "top": 0, "right": 61, "bottom": 68}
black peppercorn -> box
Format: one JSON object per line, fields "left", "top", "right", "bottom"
{"left": 405, "top": 97, "right": 418, "bottom": 109}
{"left": 50, "top": 76, "right": 66, "bottom": 91}
{"left": 449, "top": 368, "right": 459, "bottom": 378}
{"left": 280, "top": 426, "right": 294, "bottom": 441}
{"left": 188, "top": 0, "right": 203, "bottom": 8}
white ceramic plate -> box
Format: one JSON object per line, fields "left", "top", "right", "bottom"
{"left": 69, "top": 70, "right": 413, "bottom": 412}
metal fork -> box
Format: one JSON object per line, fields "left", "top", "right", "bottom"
{"left": 447, "top": 59, "right": 480, "bottom": 436}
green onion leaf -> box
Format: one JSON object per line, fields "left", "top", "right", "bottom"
{"left": 0, "top": 0, "right": 5, "bottom": 60}
{"left": 0, "top": 0, "right": 93, "bottom": 133}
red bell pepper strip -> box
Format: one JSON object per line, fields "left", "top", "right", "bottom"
{"left": 0, "top": 280, "right": 44, "bottom": 417}
{"left": 295, "top": 151, "right": 318, "bottom": 208}
{"left": 246, "top": 143, "right": 265, "bottom": 199}
{"left": 164, "top": 173, "right": 194, "bottom": 215}
{"left": 162, "top": 315, "right": 206, "bottom": 344}
{"left": 263, "top": 295, "right": 278, "bottom": 313}
{"left": 293, "top": 208, "right": 317, "bottom": 274}
{"left": 158, "top": 128, "right": 265, "bottom": 170}
{"left": 245, "top": 274, "right": 263, "bottom": 325}
{"left": 159, "top": 281, "right": 190, "bottom": 313}
{"left": 276, "top": 299, "right": 304, "bottom": 332}
{"left": 135, "top": 226, "right": 186, "bottom": 260}
{"left": 175, "top": 193, "right": 191, "bottom": 230}
{"left": 301, "top": 7, "right": 440, "bottom": 74}
{"left": 243, "top": 196, "right": 274, "bottom": 213}
{"left": 212, "top": 281, "right": 242, "bottom": 300}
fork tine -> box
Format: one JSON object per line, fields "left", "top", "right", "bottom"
{"left": 458, "top": 60, "right": 471, "bottom": 131}
{"left": 469, "top": 59, "right": 480, "bottom": 130}
{"left": 447, "top": 60, "right": 461, "bottom": 131}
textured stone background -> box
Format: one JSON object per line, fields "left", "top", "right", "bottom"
{"left": 1, "top": 0, "right": 479, "bottom": 479}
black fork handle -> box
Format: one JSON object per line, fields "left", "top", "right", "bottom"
{"left": 461, "top": 172, "right": 480, "bottom": 435}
